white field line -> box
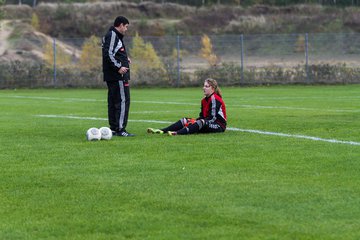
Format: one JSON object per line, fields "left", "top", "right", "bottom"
{"left": 35, "top": 114, "right": 360, "bottom": 146}
{"left": 231, "top": 104, "right": 360, "bottom": 113}
{"left": 227, "top": 127, "right": 360, "bottom": 146}
{"left": 10, "top": 96, "right": 195, "bottom": 105}
{"left": 8, "top": 95, "right": 360, "bottom": 113}
{"left": 132, "top": 110, "right": 197, "bottom": 114}
{"left": 11, "top": 95, "right": 102, "bottom": 102}
{"left": 237, "top": 96, "right": 360, "bottom": 100}
{"left": 36, "top": 114, "right": 172, "bottom": 124}
{"left": 134, "top": 100, "right": 198, "bottom": 106}
{"left": 10, "top": 95, "right": 360, "bottom": 101}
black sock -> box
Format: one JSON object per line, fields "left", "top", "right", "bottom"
{"left": 161, "top": 120, "right": 183, "bottom": 132}
{"left": 177, "top": 122, "right": 200, "bottom": 135}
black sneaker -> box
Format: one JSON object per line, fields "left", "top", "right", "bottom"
{"left": 114, "top": 130, "right": 135, "bottom": 137}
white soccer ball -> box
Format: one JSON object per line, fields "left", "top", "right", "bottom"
{"left": 99, "top": 127, "right": 113, "bottom": 140}
{"left": 86, "top": 127, "right": 101, "bottom": 141}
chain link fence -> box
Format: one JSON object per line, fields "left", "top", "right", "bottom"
{"left": 1, "top": 32, "right": 360, "bottom": 88}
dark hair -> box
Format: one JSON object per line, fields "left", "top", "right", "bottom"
{"left": 114, "top": 16, "right": 129, "bottom": 27}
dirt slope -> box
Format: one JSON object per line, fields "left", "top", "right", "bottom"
{"left": 0, "top": 20, "right": 80, "bottom": 62}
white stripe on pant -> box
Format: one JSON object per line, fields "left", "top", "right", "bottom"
{"left": 118, "top": 81, "right": 126, "bottom": 130}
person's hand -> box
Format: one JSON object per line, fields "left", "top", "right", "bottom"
{"left": 119, "top": 67, "right": 128, "bottom": 74}
{"left": 128, "top": 57, "right": 132, "bottom": 64}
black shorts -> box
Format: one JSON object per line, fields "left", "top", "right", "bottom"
{"left": 198, "top": 120, "right": 225, "bottom": 133}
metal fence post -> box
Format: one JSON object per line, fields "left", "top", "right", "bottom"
{"left": 240, "top": 34, "right": 244, "bottom": 85}
{"left": 53, "top": 38, "right": 57, "bottom": 86}
{"left": 176, "top": 35, "right": 180, "bottom": 87}
{"left": 305, "top": 33, "right": 309, "bottom": 83}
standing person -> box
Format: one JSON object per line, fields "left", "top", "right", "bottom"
{"left": 102, "top": 16, "right": 134, "bottom": 137}
{"left": 147, "top": 78, "right": 227, "bottom": 136}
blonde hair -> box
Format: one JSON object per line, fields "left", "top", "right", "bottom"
{"left": 205, "top": 78, "right": 222, "bottom": 97}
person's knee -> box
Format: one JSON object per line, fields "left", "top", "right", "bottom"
{"left": 196, "top": 119, "right": 205, "bottom": 129}
{"left": 180, "top": 117, "right": 187, "bottom": 126}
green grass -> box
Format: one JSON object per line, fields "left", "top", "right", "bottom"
{"left": 1, "top": 85, "right": 360, "bottom": 239}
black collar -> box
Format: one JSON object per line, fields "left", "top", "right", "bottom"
{"left": 109, "top": 26, "right": 124, "bottom": 40}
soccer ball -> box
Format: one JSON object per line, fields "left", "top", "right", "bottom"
{"left": 86, "top": 127, "right": 101, "bottom": 141}
{"left": 99, "top": 127, "right": 113, "bottom": 140}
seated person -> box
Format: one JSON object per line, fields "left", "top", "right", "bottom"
{"left": 147, "top": 78, "right": 227, "bottom": 136}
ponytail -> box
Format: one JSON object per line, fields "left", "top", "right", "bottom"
{"left": 205, "top": 78, "right": 222, "bottom": 98}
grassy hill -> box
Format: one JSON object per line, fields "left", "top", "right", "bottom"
{"left": 2, "top": 2, "right": 360, "bottom": 38}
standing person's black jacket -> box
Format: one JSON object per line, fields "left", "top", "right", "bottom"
{"left": 102, "top": 26, "right": 130, "bottom": 82}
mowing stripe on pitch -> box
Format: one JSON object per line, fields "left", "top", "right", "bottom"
{"left": 35, "top": 114, "right": 360, "bottom": 146}
{"left": 10, "top": 95, "right": 360, "bottom": 113}
{"left": 9, "top": 95, "right": 360, "bottom": 112}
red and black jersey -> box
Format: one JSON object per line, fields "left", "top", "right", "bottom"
{"left": 199, "top": 93, "right": 227, "bottom": 130}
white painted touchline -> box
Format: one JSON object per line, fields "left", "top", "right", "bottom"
{"left": 131, "top": 110, "right": 198, "bottom": 114}
{"left": 10, "top": 96, "right": 195, "bottom": 105}
{"left": 36, "top": 115, "right": 172, "bottom": 124}
{"left": 232, "top": 104, "right": 360, "bottom": 113}
{"left": 10, "top": 95, "right": 360, "bottom": 101}
{"left": 12, "top": 95, "right": 102, "bottom": 102}
{"left": 36, "top": 115, "right": 107, "bottom": 121}
{"left": 133, "top": 100, "right": 198, "bottom": 106}
{"left": 227, "top": 127, "right": 360, "bottom": 146}
{"left": 35, "top": 114, "right": 360, "bottom": 146}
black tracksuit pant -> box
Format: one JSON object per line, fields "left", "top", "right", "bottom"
{"left": 106, "top": 80, "right": 130, "bottom": 132}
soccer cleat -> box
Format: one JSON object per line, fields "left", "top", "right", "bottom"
{"left": 167, "top": 131, "right": 177, "bottom": 136}
{"left": 147, "top": 128, "right": 164, "bottom": 134}
{"left": 114, "top": 130, "right": 135, "bottom": 137}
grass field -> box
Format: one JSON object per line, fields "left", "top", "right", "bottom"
{"left": 1, "top": 85, "right": 360, "bottom": 239}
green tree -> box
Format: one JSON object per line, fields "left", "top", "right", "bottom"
{"left": 294, "top": 35, "right": 305, "bottom": 53}
{"left": 43, "top": 40, "right": 71, "bottom": 67}
{"left": 79, "top": 35, "right": 101, "bottom": 70}
{"left": 200, "top": 34, "right": 220, "bottom": 66}
{"left": 130, "top": 32, "right": 165, "bottom": 74}
{"left": 31, "top": 12, "right": 39, "bottom": 30}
